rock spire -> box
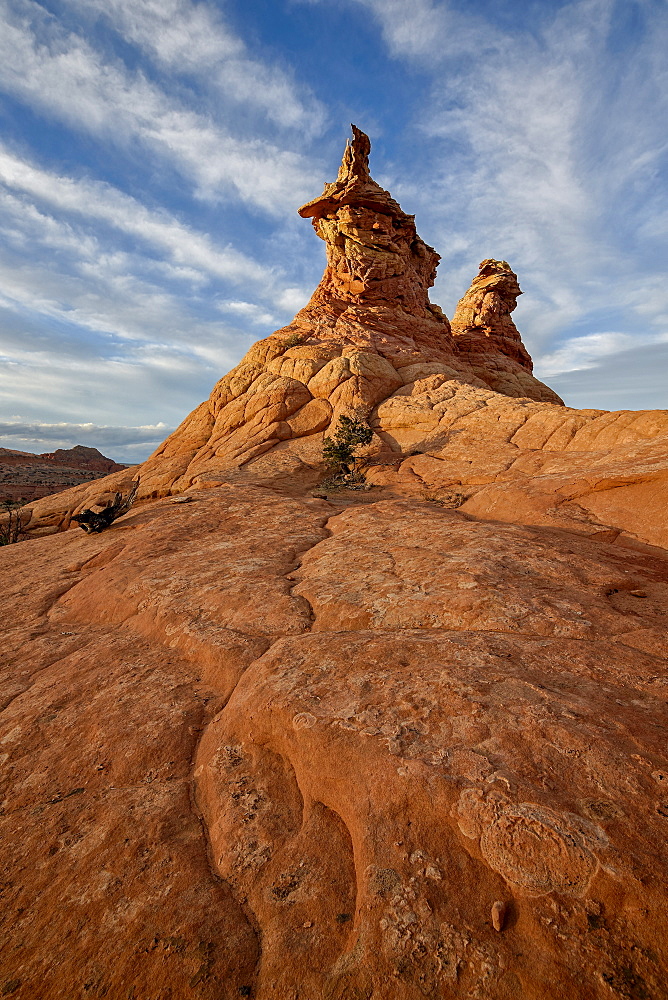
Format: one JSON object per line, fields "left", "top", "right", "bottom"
{"left": 21, "top": 126, "right": 567, "bottom": 534}
{"left": 298, "top": 124, "right": 441, "bottom": 318}
{"left": 451, "top": 259, "right": 533, "bottom": 370}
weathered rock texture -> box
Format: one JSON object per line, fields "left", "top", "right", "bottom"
{"left": 18, "top": 127, "right": 565, "bottom": 538}
{"left": 2, "top": 128, "right": 668, "bottom": 999}
{"left": 451, "top": 260, "right": 527, "bottom": 357}
{"left": 2, "top": 488, "right": 668, "bottom": 999}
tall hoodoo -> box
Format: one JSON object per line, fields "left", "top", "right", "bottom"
{"left": 298, "top": 125, "right": 441, "bottom": 317}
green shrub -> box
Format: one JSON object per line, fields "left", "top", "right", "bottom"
{"left": 421, "top": 489, "right": 467, "bottom": 508}
{"left": 322, "top": 416, "right": 373, "bottom": 483}
{"left": 283, "top": 332, "right": 304, "bottom": 348}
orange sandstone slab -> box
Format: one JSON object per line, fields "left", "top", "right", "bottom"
{"left": 2, "top": 486, "right": 668, "bottom": 997}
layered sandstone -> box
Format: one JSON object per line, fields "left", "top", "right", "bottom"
{"left": 1, "top": 128, "right": 668, "bottom": 1000}
{"left": 450, "top": 258, "right": 562, "bottom": 401}
{"left": 1, "top": 486, "right": 667, "bottom": 998}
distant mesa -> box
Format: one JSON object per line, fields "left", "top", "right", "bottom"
{"left": 0, "top": 445, "right": 129, "bottom": 504}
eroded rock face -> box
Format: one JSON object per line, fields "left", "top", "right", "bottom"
{"left": 298, "top": 124, "right": 441, "bottom": 315}
{"left": 450, "top": 259, "right": 562, "bottom": 402}
{"left": 18, "top": 127, "right": 570, "bottom": 538}
{"left": 2, "top": 125, "right": 668, "bottom": 999}
{"left": 2, "top": 488, "right": 667, "bottom": 998}
{"left": 451, "top": 259, "right": 530, "bottom": 367}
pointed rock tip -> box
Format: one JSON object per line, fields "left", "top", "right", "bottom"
{"left": 337, "top": 124, "right": 371, "bottom": 183}
{"left": 479, "top": 259, "right": 514, "bottom": 276}
{"left": 474, "top": 259, "right": 522, "bottom": 295}
{"left": 299, "top": 124, "right": 389, "bottom": 219}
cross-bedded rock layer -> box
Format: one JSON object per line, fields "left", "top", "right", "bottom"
{"left": 2, "top": 488, "right": 667, "bottom": 998}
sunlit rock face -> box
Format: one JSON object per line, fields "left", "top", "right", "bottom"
{"left": 452, "top": 258, "right": 531, "bottom": 367}
{"left": 21, "top": 127, "right": 571, "bottom": 537}
{"left": 298, "top": 124, "right": 442, "bottom": 316}
{"left": 450, "top": 258, "right": 562, "bottom": 402}
{"left": 2, "top": 127, "right": 668, "bottom": 1000}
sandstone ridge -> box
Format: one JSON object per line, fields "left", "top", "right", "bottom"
{"left": 1, "top": 128, "right": 668, "bottom": 999}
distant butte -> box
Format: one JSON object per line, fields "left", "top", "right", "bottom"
{"left": 0, "top": 444, "right": 127, "bottom": 503}
{"left": 1, "top": 128, "right": 668, "bottom": 999}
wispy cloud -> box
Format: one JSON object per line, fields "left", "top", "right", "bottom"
{"left": 357, "top": 0, "right": 668, "bottom": 367}
{"left": 0, "top": 142, "right": 314, "bottom": 379}
{"left": 0, "top": 145, "right": 271, "bottom": 285}
{"left": 0, "top": 420, "right": 171, "bottom": 461}
{"left": 63, "top": 0, "right": 326, "bottom": 132}
{"left": 217, "top": 300, "right": 278, "bottom": 327}
{"left": 0, "top": 0, "right": 665, "bottom": 441}
{"left": 342, "top": 0, "right": 497, "bottom": 61}
{"left": 0, "top": 0, "right": 322, "bottom": 210}
{"left": 0, "top": 419, "right": 169, "bottom": 445}
{"left": 547, "top": 341, "right": 668, "bottom": 411}
{"left": 535, "top": 330, "right": 668, "bottom": 377}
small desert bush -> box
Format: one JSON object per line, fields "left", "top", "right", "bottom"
{"left": 322, "top": 416, "right": 373, "bottom": 487}
{"left": 283, "top": 332, "right": 304, "bottom": 348}
{"left": 421, "top": 489, "right": 467, "bottom": 509}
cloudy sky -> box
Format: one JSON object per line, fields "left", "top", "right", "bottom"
{"left": 0, "top": 0, "right": 666, "bottom": 462}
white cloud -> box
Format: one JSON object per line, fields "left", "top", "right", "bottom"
{"left": 0, "top": 322, "right": 223, "bottom": 435}
{"left": 0, "top": 145, "right": 273, "bottom": 285}
{"left": 0, "top": 420, "right": 169, "bottom": 444}
{"left": 0, "top": 249, "right": 216, "bottom": 346}
{"left": 345, "top": 0, "right": 495, "bottom": 61}
{"left": 63, "top": 0, "right": 325, "bottom": 132}
{"left": 360, "top": 0, "right": 668, "bottom": 365}
{"left": 0, "top": 420, "right": 172, "bottom": 462}
{"left": 534, "top": 331, "right": 668, "bottom": 377}
{"left": 275, "top": 286, "right": 311, "bottom": 313}
{"left": 217, "top": 300, "right": 277, "bottom": 326}
{"left": 0, "top": 147, "right": 315, "bottom": 369}
{"left": 0, "top": 0, "right": 321, "bottom": 210}
{"left": 547, "top": 341, "right": 668, "bottom": 411}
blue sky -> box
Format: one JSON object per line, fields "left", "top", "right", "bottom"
{"left": 0, "top": 0, "right": 666, "bottom": 462}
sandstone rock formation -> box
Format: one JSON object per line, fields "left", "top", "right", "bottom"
{"left": 450, "top": 258, "right": 562, "bottom": 401}
{"left": 1, "top": 128, "right": 668, "bottom": 999}
{"left": 18, "top": 126, "right": 565, "bottom": 537}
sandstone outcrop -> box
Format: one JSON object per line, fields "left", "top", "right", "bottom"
{"left": 19, "top": 126, "right": 565, "bottom": 537}
{"left": 1, "top": 128, "right": 668, "bottom": 999}
{"left": 2, "top": 486, "right": 667, "bottom": 998}
{"left": 451, "top": 259, "right": 562, "bottom": 402}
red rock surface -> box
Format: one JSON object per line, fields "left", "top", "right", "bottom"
{"left": 451, "top": 258, "right": 529, "bottom": 360}
{"left": 1, "top": 128, "right": 668, "bottom": 998}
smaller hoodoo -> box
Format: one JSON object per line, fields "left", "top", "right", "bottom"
{"left": 451, "top": 259, "right": 562, "bottom": 403}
